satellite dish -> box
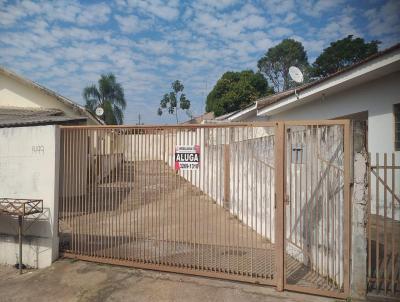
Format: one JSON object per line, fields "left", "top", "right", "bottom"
{"left": 95, "top": 107, "right": 104, "bottom": 117}
{"left": 289, "top": 66, "right": 304, "bottom": 83}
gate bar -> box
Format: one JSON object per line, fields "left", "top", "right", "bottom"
{"left": 275, "top": 122, "right": 285, "bottom": 291}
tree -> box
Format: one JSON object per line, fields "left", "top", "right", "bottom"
{"left": 157, "top": 80, "right": 191, "bottom": 123}
{"left": 205, "top": 70, "right": 273, "bottom": 117}
{"left": 312, "top": 35, "right": 380, "bottom": 78}
{"left": 257, "top": 39, "right": 309, "bottom": 92}
{"left": 83, "top": 73, "right": 126, "bottom": 125}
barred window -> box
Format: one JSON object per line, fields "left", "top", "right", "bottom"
{"left": 395, "top": 103, "right": 400, "bottom": 151}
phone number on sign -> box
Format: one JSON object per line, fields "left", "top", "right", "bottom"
{"left": 178, "top": 163, "right": 199, "bottom": 169}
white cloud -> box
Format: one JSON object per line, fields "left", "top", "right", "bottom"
{"left": 194, "top": 0, "right": 238, "bottom": 10}
{"left": 117, "top": 0, "right": 180, "bottom": 21}
{"left": 364, "top": 0, "right": 400, "bottom": 37}
{"left": 319, "top": 11, "right": 359, "bottom": 41}
{"left": 2, "top": 0, "right": 398, "bottom": 124}
{"left": 115, "top": 14, "right": 150, "bottom": 33}
{"left": 302, "top": 0, "right": 345, "bottom": 17}
{"left": 263, "top": 0, "right": 295, "bottom": 15}
{"left": 75, "top": 3, "right": 111, "bottom": 26}
{"left": 269, "top": 26, "right": 293, "bottom": 37}
{"left": 135, "top": 39, "right": 175, "bottom": 55}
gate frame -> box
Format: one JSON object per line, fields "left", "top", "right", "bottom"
{"left": 277, "top": 120, "right": 351, "bottom": 299}
{"left": 58, "top": 120, "right": 351, "bottom": 299}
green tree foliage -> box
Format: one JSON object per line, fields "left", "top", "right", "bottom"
{"left": 205, "top": 70, "right": 273, "bottom": 117}
{"left": 158, "top": 80, "right": 191, "bottom": 123}
{"left": 83, "top": 73, "right": 126, "bottom": 125}
{"left": 257, "top": 39, "right": 309, "bottom": 92}
{"left": 312, "top": 35, "right": 380, "bottom": 78}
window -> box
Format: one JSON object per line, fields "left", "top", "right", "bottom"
{"left": 395, "top": 103, "right": 400, "bottom": 151}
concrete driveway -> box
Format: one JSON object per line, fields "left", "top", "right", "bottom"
{"left": 0, "top": 259, "right": 335, "bottom": 302}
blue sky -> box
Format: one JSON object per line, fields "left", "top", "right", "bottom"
{"left": 1, "top": 0, "right": 399, "bottom": 124}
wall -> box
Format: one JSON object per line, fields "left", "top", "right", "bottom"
{"left": 257, "top": 71, "right": 400, "bottom": 213}
{"left": 266, "top": 71, "right": 400, "bottom": 155}
{"left": 0, "top": 125, "right": 59, "bottom": 268}
{"left": 120, "top": 127, "right": 277, "bottom": 242}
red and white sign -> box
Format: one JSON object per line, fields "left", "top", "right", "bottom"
{"left": 174, "top": 145, "right": 200, "bottom": 170}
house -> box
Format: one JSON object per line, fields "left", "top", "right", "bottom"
{"left": 224, "top": 43, "right": 400, "bottom": 154}
{"left": 0, "top": 66, "right": 102, "bottom": 127}
{"left": 182, "top": 112, "right": 215, "bottom": 124}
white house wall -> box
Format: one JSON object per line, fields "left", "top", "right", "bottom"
{"left": 0, "top": 125, "right": 59, "bottom": 268}
{"left": 259, "top": 72, "right": 400, "bottom": 218}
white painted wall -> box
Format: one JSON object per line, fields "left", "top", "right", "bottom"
{"left": 0, "top": 125, "right": 59, "bottom": 268}
{"left": 120, "top": 128, "right": 277, "bottom": 242}
{"left": 264, "top": 71, "right": 400, "bottom": 155}
{"left": 257, "top": 71, "right": 400, "bottom": 217}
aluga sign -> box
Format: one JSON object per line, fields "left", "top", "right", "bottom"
{"left": 175, "top": 145, "right": 200, "bottom": 170}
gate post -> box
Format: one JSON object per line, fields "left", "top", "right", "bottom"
{"left": 350, "top": 121, "right": 368, "bottom": 299}
{"left": 275, "top": 122, "right": 285, "bottom": 291}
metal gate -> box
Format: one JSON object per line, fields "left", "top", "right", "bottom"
{"left": 367, "top": 153, "right": 400, "bottom": 298}
{"left": 282, "top": 121, "right": 350, "bottom": 298}
{"left": 58, "top": 121, "right": 350, "bottom": 298}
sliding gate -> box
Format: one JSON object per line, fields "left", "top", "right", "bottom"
{"left": 58, "top": 121, "right": 350, "bottom": 298}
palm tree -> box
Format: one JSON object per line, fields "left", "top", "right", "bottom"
{"left": 83, "top": 73, "right": 126, "bottom": 125}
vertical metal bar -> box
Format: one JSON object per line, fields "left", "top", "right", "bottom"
{"left": 275, "top": 122, "right": 285, "bottom": 291}
{"left": 18, "top": 215, "right": 23, "bottom": 274}
{"left": 162, "top": 129, "right": 166, "bottom": 266}
{"left": 236, "top": 128, "right": 240, "bottom": 274}
{"left": 294, "top": 129, "right": 297, "bottom": 246}
{"left": 73, "top": 129, "right": 77, "bottom": 253}
{"left": 114, "top": 130, "right": 118, "bottom": 259}
{"left": 206, "top": 127, "right": 210, "bottom": 270}
{"left": 137, "top": 129, "right": 141, "bottom": 262}
{"left": 391, "top": 153, "right": 395, "bottom": 295}
{"left": 305, "top": 127, "right": 309, "bottom": 271}
{"left": 188, "top": 129, "right": 192, "bottom": 269}
{"left": 367, "top": 152, "right": 371, "bottom": 289}
{"left": 250, "top": 128, "right": 257, "bottom": 277}
{"left": 289, "top": 129, "right": 292, "bottom": 243}
{"left": 115, "top": 130, "right": 119, "bottom": 259}
{"left": 137, "top": 128, "right": 142, "bottom": 262}
{"left": 123, "top": 130, "right": 127, "bottom": 260}
{"left": 87, "top": 129, "right": 91, "bottom": 257}
{"left": 218, "top": 127, "right": 221, "bottom": 272}
{"left": 64, "top": 130, "right": 69, "bottom": 251}
{"left": 316, "top": 126, "right": 320, "bottom": 278}
{"left": 322, "top": 128, "right": 325, "bottom": 278}
{"left": 91, "top": 130, "right": 96, "bottom": 257}
{"left": 129, "top": 129, "right": 133, "bottom": 261}
{"left": 157, "top": 130, "right": 160, "bottom": 264}
{"left": 153, "top": 130, "right": 157, "bottom": 264}
{"left": 245, "top": 126, "right": 250, "bottom": 276}
{"left": 383, "top": 153, "right": 387, "bottom": 294}
{"left": 76, "top": 129, "right": 80, "bottom": 255}
{"left": 103, "top": 130, "right": 107, "bottom": 258}
{"left": 99, "top": 130, "right": 104, "bottom": 258}
{"left": 217, "top": 127, "right": 221, "bottom": 272}
{"left": 343, "top": 121, "right": 351, "bottom": 295}
{"left": 167, "top": 129, "right": 171, "bottom": 266}
{"left": 227, "top": 128, "right": 231, "bottom": 275}
{"left": 376, "top": 153, "right": 380, "bottom": 292}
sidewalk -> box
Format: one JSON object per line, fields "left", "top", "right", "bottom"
{"left": 0, "top": 259, "right": 335, "bottom": 302}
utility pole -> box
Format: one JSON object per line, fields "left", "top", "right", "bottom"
{"left": 137, "top": 113, "right": 143, "bottom": 125}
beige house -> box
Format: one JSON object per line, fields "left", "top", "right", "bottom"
{"left": 0, "top": 66, "right": 102, "bottom": 127}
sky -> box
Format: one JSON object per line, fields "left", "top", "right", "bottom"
{"left": 1, "top": 0, "right": 399, "bottom": 124}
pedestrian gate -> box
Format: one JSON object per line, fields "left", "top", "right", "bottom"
{"left": 59, "top": 121, "right": 350, "bottom": 298}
